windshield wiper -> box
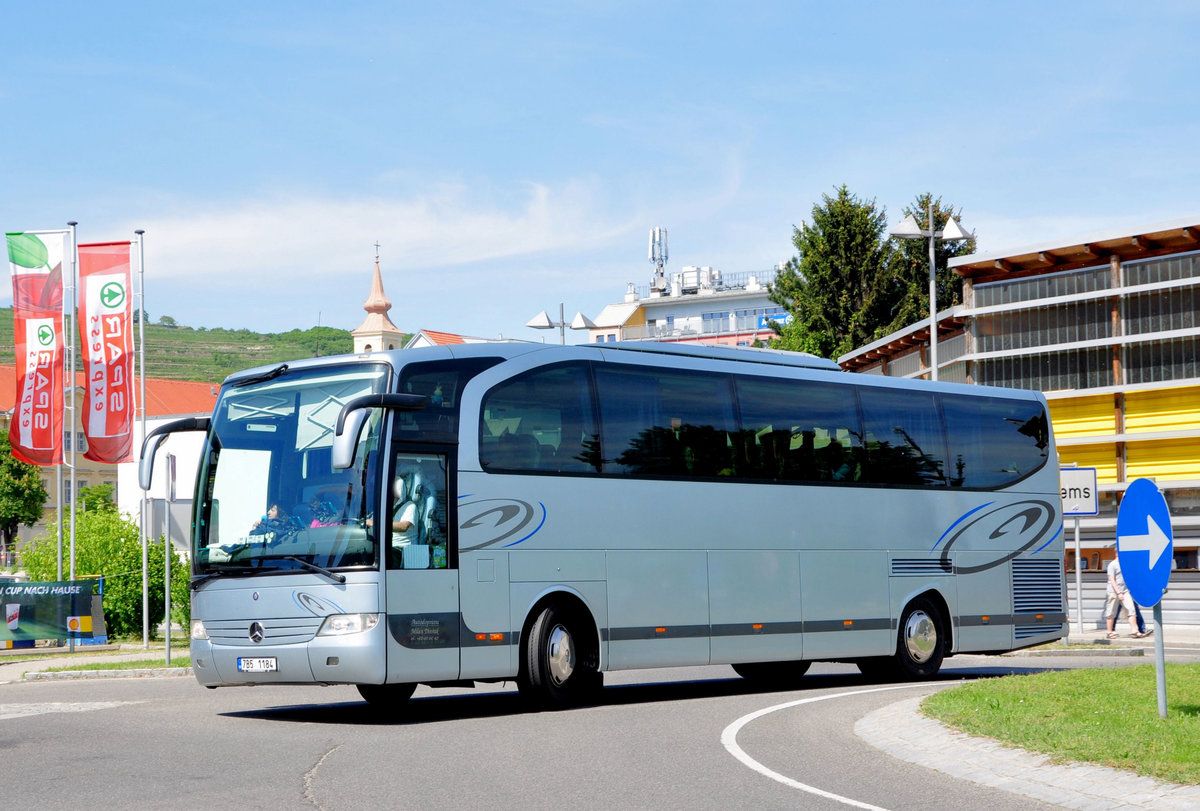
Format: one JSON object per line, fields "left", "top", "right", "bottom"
{"left": 190, "top": 566, "right": 269, "bottom": 590}
{"left": 234, "top": 363, "right": 289, "bottom": 387}
{"left": 283, "top": 556, "right": 347, "bottom": 584}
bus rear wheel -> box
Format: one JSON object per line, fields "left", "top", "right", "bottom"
{"left": 732, "top": 660, "right": 811, "bottom": 688}
{"left": 520, "top": 603, "right": 601, "bottom": 708}
{"left": 857, "top": 597, "right": 945, "bottom": 681}
{"left": 356, "top": 682, "right": 416, "bottom": 711}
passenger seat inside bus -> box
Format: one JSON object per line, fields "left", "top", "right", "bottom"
{"left": 491, "top": 431, "right": 540, "bottom": 469}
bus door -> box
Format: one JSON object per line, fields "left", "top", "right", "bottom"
{"left": 383, "top": 448, "right": 460, "bottom": 683}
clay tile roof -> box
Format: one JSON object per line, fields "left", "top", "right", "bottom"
{"left": 417, "top": 330, "right": 466, "bottom": 346}
{"left": 0, "top": 365, "right": 217, "bottom": 417}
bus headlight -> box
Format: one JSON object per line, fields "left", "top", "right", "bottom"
{"left": 191, "top": 620, "right": 209, "bottom": 640}
{"left": 317, "top": 613, "right": 381, "bottom": 636}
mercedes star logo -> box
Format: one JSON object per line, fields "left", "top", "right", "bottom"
{"left": 249, "top": 622, "right": 265, "bottom": 643}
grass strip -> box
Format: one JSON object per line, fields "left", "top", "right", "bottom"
{"left": 922, "top": 663, "right": 1200, "bottom": 786}
{"left": 42, "top": 656, "right": 191, "bottom": 672}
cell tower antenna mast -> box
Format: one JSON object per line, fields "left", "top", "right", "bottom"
{"left": 649, "top": 227, "right": 668, "bottom": 291}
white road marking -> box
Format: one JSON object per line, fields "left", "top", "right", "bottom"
{"left": 720, "top": 684, "right": 931, "bottom": 810}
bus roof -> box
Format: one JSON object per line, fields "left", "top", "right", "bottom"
{"left": 585, "top": 341, "right": 841, "bottom": 371}
{"left": 222, "top": 341, "right": 839, "bottom": 387}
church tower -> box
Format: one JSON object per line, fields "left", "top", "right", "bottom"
{"left": 351, "top": 248, "right": 405, "bottom": 353}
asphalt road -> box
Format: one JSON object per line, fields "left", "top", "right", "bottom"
{"left": 0, "top": 653, "right": 1194, "bottom": 811}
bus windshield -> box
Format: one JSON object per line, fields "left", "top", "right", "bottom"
{"left": 193, "top": 363, "right": 390, "bottom": 575}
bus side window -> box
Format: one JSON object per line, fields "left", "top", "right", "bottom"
{"left": 480, "top": 363, "right": 599, "bottom": 475}
{"left": 859, "top": 387, "right": 947, "bottom": 487}
{"left": 734, "top": 376, "right": 861, "bottom": 483}
{"left": 595, "top": 365, "right": 736, "bottom": 477}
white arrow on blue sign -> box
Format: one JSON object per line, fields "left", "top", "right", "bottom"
{"left": 1116, "top": 478, "right": 1174, "bottom": 607}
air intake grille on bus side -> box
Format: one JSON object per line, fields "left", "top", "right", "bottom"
{"left": 890, "top": 558, "right": 954, "bottom": 576}
{"left": 1012, "top": 558, "right": 1065, "bottom": 640}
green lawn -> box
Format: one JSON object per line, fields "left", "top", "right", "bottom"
{"left": 922, "top": 663, "right": 1200, "bottom": 785}
{"left": 43, "top": 655, "right": 190, "bottom": 672}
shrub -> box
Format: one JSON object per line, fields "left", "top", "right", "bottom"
{"left": 21, "top": 511, "right": 189, "bottom": 638}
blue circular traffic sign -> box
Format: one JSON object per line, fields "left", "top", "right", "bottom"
{"left": 1116, "top": 478, "right": 1173, "bottom": 607}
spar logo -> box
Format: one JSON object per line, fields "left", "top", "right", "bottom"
{"left": 934, "top": 499, "right": 1061, "bottom": 574}
{"left": 459, "top": 498, "right": 546, "bottom": 551}
{"left": 99, "top": 281, "right": 126, "bottom": 309}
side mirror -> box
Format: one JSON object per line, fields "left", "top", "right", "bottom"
{"left": 331, "top": 393, "right": 428, "bottom": 469}
{"left": 139, "top": 417, "right": 210, "bottom": 490}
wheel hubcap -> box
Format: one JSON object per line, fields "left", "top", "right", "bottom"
{"left": 903, "top": 610, "right": 937, "bottom": 663}
{"left": 546, "top": 624, "right": 575, "bottom": 686}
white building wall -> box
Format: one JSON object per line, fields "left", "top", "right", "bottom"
{"left": 117, "top": 415, "right": 207, "bottom": 523}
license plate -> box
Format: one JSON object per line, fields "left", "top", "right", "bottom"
{"left": 236, "top": 657, "right": 278, "bottom": 673}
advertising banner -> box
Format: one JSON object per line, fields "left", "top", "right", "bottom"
{"left": 0, "top": 581, "right": 95, "bottom": 642}
{"left": 78, "top": 242, "right": 134, "bottom": 463}
{"left": 7, "top": 231, "right": 68, "bottom": 466}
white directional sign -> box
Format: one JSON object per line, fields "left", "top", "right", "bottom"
{"left": 1060, "top": 467, "right": 1098, "bottom": 516}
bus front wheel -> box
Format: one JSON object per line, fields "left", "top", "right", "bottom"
{"left": 520, "top": 603, "right": 601, "bottom": 708}
{"left": 356, "top": 682, "right": 416, "bottom": 711}
{"left": 857, "top": 597, "right": 945, "bottom": 681}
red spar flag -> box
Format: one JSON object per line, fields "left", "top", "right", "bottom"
{"left": 78, "top": 242, "right": 134, "bottom": 463}
{"left": 6, "top": 231, "right": 67, "bottom": 465}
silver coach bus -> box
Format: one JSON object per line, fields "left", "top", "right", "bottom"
{"left": 141, "top": 341, "right": 1065, "bottom": 709}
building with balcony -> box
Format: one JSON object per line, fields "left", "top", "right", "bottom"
{"left": 839, "top": 216, "right": 1200, "bottom": 572}
{"left": 585, "top": 266, "right": 788, "bottom": 346}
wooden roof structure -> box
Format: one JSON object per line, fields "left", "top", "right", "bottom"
{"left": 949, "top": 216, "right": 1200, "bottom": 285}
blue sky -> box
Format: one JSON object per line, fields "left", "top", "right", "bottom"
{"left": 3, "top": 2, "right": 1197, "bottom": 342}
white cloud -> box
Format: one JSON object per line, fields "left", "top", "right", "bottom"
{"left": 125, "top": 180, "right": 639, "bottom": 285}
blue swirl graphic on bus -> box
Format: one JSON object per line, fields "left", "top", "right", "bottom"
{"left": 458, "top": 498, "right": 546, "bottom": 551}
{"left": 935, "top": 499, "right": 1060, "bottom": 574}
{"left": 293, "top": 591, "right": 346, "bottom": 617}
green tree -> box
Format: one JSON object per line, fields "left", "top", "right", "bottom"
{"left": 22, "top": 512, "right": 189, "bottom": 638}
{"left": 0, "top": 433, "right": 49, "bottom": 570}
{"left": 769, "top": 185, "right": 895, "bottom": 359}
{"left": 77, "top": 482, "right": 118, "bottom": 514}
{"left": 883, "top": 193, "right": 977, "bottom": 336}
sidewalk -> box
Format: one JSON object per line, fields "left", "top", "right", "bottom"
{"left": 1064, "top": 623, "right": 1200, "bottom": 649}
{"left": 0, "top": 643, "right": 192, "bottom": 684}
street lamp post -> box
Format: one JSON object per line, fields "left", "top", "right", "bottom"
{"left": 526, "top": 303, "right": 596, "bottom": 344}
{"left": 890, "top": 204, "right": 970, "bottom": 380}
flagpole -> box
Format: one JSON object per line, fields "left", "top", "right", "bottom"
{"left": 135, "top": 230, "right": 149, "bottom": 650}
{"left": 66, "top": 222, "right": 78, "bottom": 653}
{"left": 56, "top": 226, "right": 74, "bottom": 585}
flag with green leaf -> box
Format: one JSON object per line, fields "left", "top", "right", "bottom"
{"left": 6, "top": 230, "right": 68, "bottom": 465}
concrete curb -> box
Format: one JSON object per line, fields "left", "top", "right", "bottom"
{"left": 1006, "top": 647, "right": 1145, "bottom": 657}
{"left": 857, "top": 694, "right": 1200, "bottom": 809}
{"left": 23, "top": 668, "right": 194, "bottom": 681}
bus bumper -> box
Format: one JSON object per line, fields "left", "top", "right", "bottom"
{"left": 191, "top": 620, "right": 387, "bottom": 687}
